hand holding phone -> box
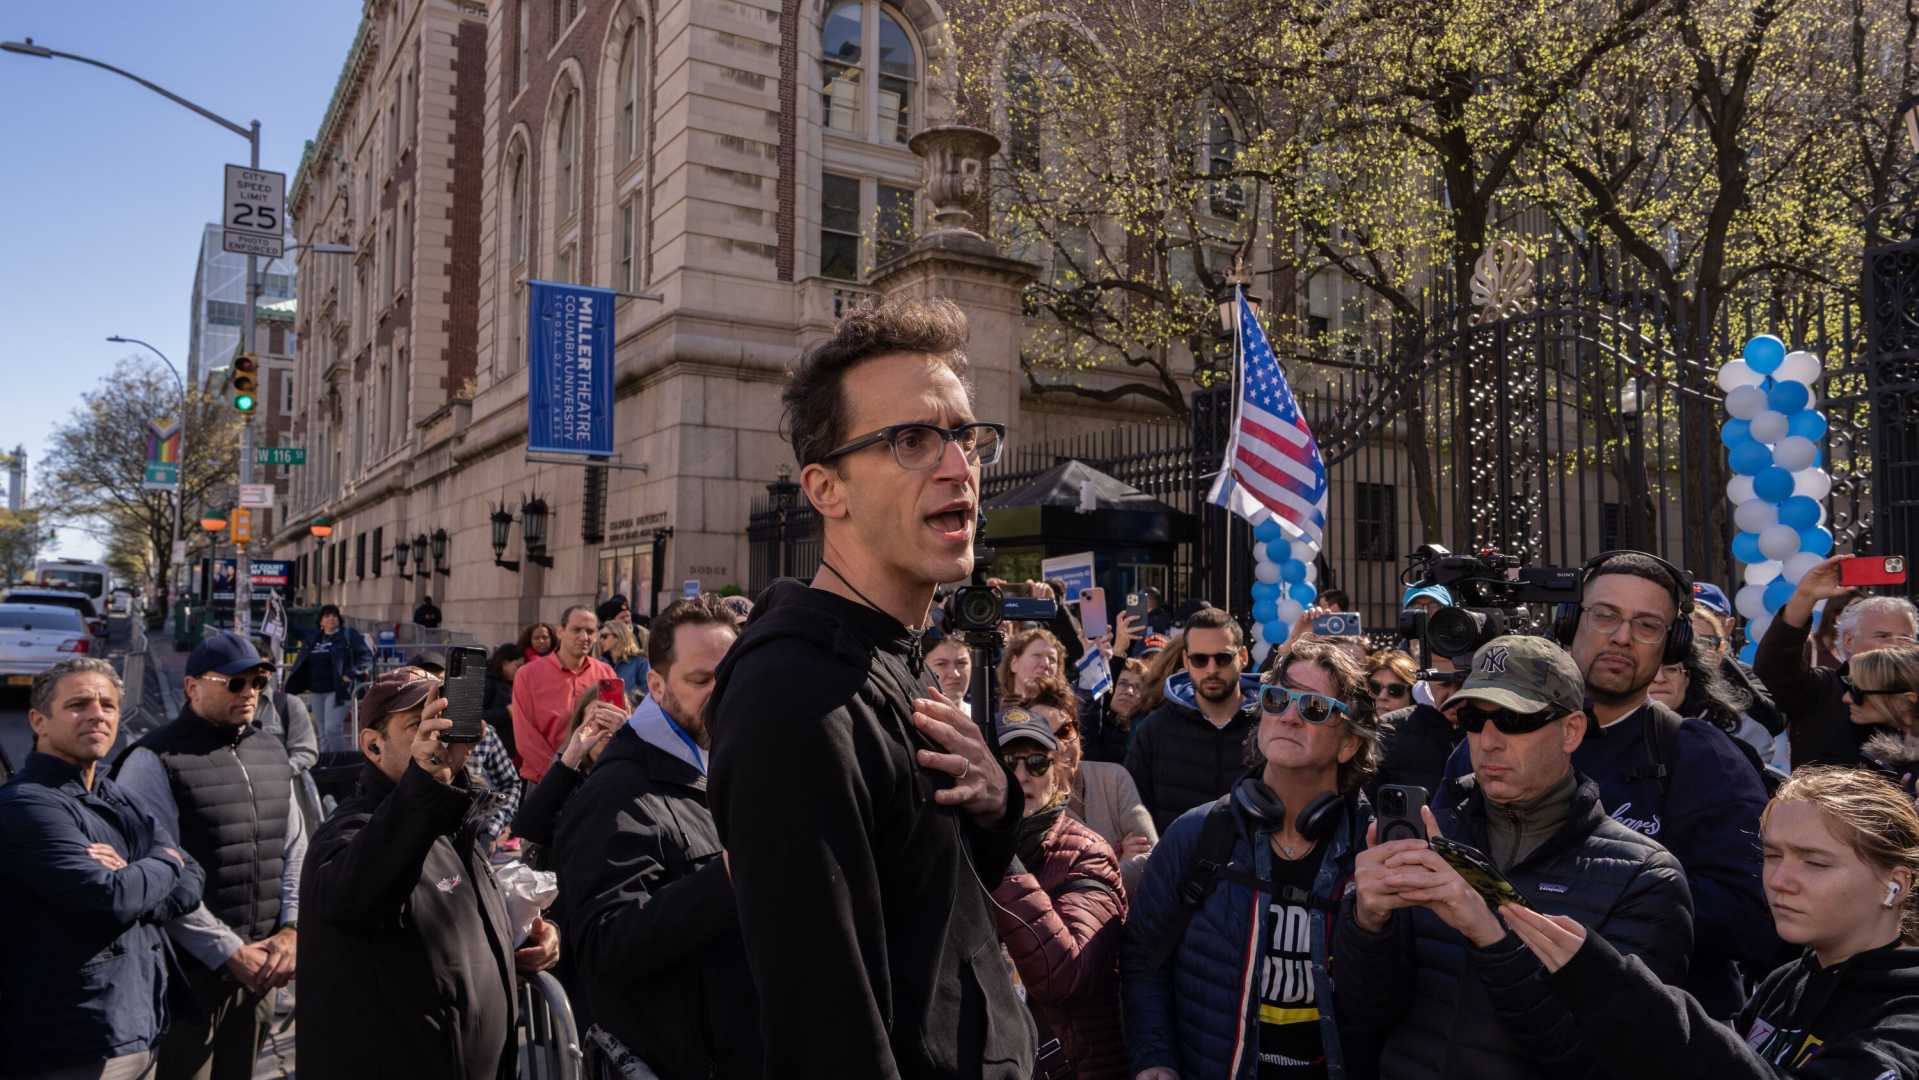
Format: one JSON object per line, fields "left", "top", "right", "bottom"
{"left": 1079, "top": 587, "right": 1109, "bottom": 641}
{"left": 597, "top": 677, "right": 628, "bottom": 711}
{"left": 1839, "top": 555, "right": 1908, "bottom": 588}
{"left": 1375, "top": 785, "right": 1428, "bottom": 842}
{"left": 439, "top": 645, "right": 489, "bottom": 744}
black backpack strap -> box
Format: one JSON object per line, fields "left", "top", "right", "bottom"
{"left": 1625, "top": 706, "right": 1684, "bottom": 801}
{"left": 1146, "top": 796, "right": 1239, "bottom": 971}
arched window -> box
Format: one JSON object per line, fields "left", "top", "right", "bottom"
{"left": 1207, "top": 107, "right": 1244, "bottom": 219}
{"left": 617, "top": 23, "right": 645, "bottom": 165}
{"left": 507, "top": 142, "right": 529, "bottom": 369}
{"left": 821, "top": 1, "right": 917, "bottom": 144}
{"left": 508, "top": 150, "right": 528, "bottom": 268}
{"left": 557, "top": 95, "right": 578, "bottom": 221}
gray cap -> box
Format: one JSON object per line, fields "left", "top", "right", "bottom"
{"left": 995, "top": 708, "right": 1060, "bottom": 750}
{"left": 1447, "top": 635, "right": 1586, "bottom": 717}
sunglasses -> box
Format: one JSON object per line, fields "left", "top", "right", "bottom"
{"left": 1258, "top": 686, "right": 1352, "bottom": 725}
{"left": 1002, "top": 752, "right": 1054, "bottom": 776}
{"left": 1188, "top": 651, "right": 1239, "bottom": 669}
{"left": 1455, "top": 705, "right": 1560, "bottom": 736}
{"left": 1841, "top": 676, "right": 1906, "bottom": 705}
{"left": 1368, "top": 680, "right": 1411, "bottom": 699}
{"left": 197, "top": 673, "right": 270, "bottom": 694}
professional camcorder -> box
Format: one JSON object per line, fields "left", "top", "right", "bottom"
{"left": 948, "top": 585, "right": 1058, "bottom": 631}
{"left": 1397, "top": 543, "right": 1581, "bottom": 664}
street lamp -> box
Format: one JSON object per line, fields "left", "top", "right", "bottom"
{"left": 1216, "top": 258, "right": 1261, "bottom": 335}
{"left": 490, "top": 504, "right": 520, "bottom": 572}
{"left": 394, "top": 539, "right": 412, "bottom": 580}
{"left": 522, "top": 497, "right": 554, "bottom": 569}
{"left": 430, "top": 528, "right": 448, "bottom": 575}
{"left": 106, "top": 335, "right": 187, "bottom": 609}
{"left": 1619, "top": 376, "right": 1649, "bottom": 550}
{"left": 411, "top": 534, "right": 429, "bottom": 574}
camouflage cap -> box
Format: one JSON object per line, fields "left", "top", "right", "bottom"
{"left": 1447, "top": 635, "right": 1585, "bottom": 717}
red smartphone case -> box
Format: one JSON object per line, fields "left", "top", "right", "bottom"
{"left": 1840, "top": 556, "right": 1908, "bottom": 587}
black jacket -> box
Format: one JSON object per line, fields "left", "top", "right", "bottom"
{"left": 1333, "top": 774, "right": 1695, "bottom": 1080}
{"left": 1368, "top": 701, "right": 1461, "bottom": 803}
{"left": 709, "top": 580, "right": 1034, "bottom": 1079}
{"left": 512, "top": 757, "right": 583, "bottom": 849}
{"left": 297, "top": 763, "right": 517, "bottom": 1080}
{"left": 1549, "top": 929, "right": 1919, "bottom": 1077}
{"left": 483, "top": 673, "right": 519, "bottom": 764}
{"left": 0, "top": 754, "right": 205, "bottom": 1074}
{"left": 1124, "top": 673, "right": 1260, "bottom": 833}
{"left": 1755, "top": 615, "right": 1870, "bottom": 768}
{"left": 554, "top": 722, "right": 761, "bottom": 1079}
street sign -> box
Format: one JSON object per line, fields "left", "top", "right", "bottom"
{"left": 172, "top": 541, "right": 188, "bottom": 565}
{"left": 222, "top": 164, "right": 286, "bottom": 258}
{"left": 143, "top": 463, "right": 180, "bottom": 489}
{"left": 142, "top": 420, "right": 181, "bottom": 491}
{"left": 230, "top": 508, "right": 253, "bottom": 543}
{"left": 238, "top": 483, "right": 275, "bottom": 509}
{"left": 255, "top": 447, "right": 307, "bottom": 466}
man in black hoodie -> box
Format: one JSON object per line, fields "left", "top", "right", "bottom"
{"left": 708, "top": 298, "right": 1034, "bottom": 1078}
{"left": 554, "top": 594, "right": 760, "bottom": 1077}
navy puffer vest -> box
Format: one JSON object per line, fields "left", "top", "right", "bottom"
{"left": 129, "top": 708, "right": 293, "bottom": 943}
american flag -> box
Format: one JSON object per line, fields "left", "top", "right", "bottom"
{"left": 1208, "top": 289, "right": 1328, "bottom": 542}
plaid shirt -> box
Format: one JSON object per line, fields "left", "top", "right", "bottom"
{"left": 466, "top": 725, "right": 522, "bottom": 841}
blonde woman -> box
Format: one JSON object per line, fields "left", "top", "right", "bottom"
{"left": 597, "top": 617, "right": 649, "bottom": 702}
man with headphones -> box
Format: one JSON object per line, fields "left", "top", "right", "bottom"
{"left": 1447, "top": 550, "right": 1773, "bottom": 1021}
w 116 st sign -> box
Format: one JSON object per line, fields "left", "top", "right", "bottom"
{"left": 223, "top": 165, "right": 286, "bottom": 258}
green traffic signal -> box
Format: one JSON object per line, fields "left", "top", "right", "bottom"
{"left": 234, "top": 393, "right": 256, "bottom": 412}
{"left": 232, "top": 352, "right": 259, "bottom": 414}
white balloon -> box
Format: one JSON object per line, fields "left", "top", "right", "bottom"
{"left": 1290, "top": 540, "right": 1318, "bottom": 565}
{"left": 1759, "top": 523, "right": 1803, "bottom": 562}
{"left": 1251, "top": 622, "right": 1268, "bottom": 644}
{"left": 1773, "top": 435, "right": 1818, "bottom": 471}
{"left": 1782, "top": 551, "right": 1824, "bottom": 584}
{"left": 1725, "top": 385, "right": 1769, "bottom": 420}
{"left": 1255, "top": 560, "right": 1281, "bottom": 584}
{"left": 1727, "top": 475, "right": 1756, "bottom": 505}
{"left": 1275, "top": 598, "right": 1305, "bottom": 627}
{"left": 1748, "top": 614, "right": 1773, "bottom": 644}
{"left": 1733, "top": 499, "right": 1778, "bottom": 533}
{"left": 1718, "top": 360, "right": 1765, "bottom": 391}
{"left": 1743, "top": 560, "right": 1782, "bottom": 586}
{"left": 1735, "top": 584, "right": 1769, "bottom": 621}
{"left": 1250, "top": 641, "right": 1272, "bottom": 668}
{"left": 1748, "top": 410, "right": 1789, "bottom": 444}
{"left": 1777, "top": 350, "right": 1823, "bottom": 385}
{"left": 1793, "top": 469, "right": 1832, "bottom": 500}
{"left": 1302, "top": 562, "right": 1318, "bottom": 584}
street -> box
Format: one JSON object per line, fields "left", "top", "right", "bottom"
{"left": 0, "top": 616, "right": 159, "bottom": 773}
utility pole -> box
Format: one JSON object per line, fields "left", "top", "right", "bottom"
{"left": 237, "top": 119, "right": 260, "bottom": 639}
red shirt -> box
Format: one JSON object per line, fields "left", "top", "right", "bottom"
{"left": 511, "top": 650, "right": 617, "bottom": 781}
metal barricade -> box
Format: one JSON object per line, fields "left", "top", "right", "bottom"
{"left": 518, "top": 970, "right": 585, "bottom": 1080}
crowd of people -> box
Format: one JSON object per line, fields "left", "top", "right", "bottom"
{"left": 7, "top": 295, "right": 1919, "bottom": 1079}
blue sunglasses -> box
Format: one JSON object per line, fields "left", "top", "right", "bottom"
{"left": 1258, "top": 685, "right": 1352, "bottom": 725}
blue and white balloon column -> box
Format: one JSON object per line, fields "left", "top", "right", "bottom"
{"left": 1249, "top": 522, "right": 1318, "bottom": 668}
{"left": 1720, "top": 335, "right": 1833, "bottom": 663}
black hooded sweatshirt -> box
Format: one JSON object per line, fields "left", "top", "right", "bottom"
{"left": 1549, "top": 925, "right": 1919, "bottom": 1077}
{"left": 708, "top": 580, "right": 1035, "bottom": 1079}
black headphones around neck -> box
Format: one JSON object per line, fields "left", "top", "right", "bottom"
{"left": 1550, "top": 549, "right": 1696, "bottom": 664}
{"left": 1232, "top": 777, "right": 1344, "bottom": 842}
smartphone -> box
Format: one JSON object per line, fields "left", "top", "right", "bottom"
{"left": 1375, "top": 785, "right": 1428, "bottom": 843}
{"left": 1429, "top": 835, "right": 1529, "bottom": 909}
{"left": 1839, "top": 555, "right": 1908, "bottom": 587}
{"left": 597, "top": 676, "right": 628, "bottom": 711}
{"left": 440, "top": 645, "right": 489, "bottom": 743}
{"left": 1313, "top": 612, "right": 1364, "bottom": 637}
{"left": 1125, "top": 592, "right": 1151, "bottom": 623}
{"left": 1080, "top": 587, "right": 1110, "bottom": 641}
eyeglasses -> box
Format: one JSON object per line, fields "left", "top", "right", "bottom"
{"left": 1002, "top": 752, "right": 1054, "bottom": 777}
{"left": 1258, "top": 686, "right": 1352, "bottom": 725}
{"left": 1654, "top": 663, "right": 1686, "bottom": 680}
{"left": 1368, "top": 680, "right": 1411, "bottom": 700}
{"left": 196, "top": 673, "right": 270, "bottom": 694}
{"left": 817, "top": 422, "right": 1006, "bottom": 471}
{"left": 1699, "top": 634, "right": 1727, "bottom": 650}
{"left": 1841, "top": 675, "right": 1907, "bottom": 704}
{"left": 1188, "top": 651, "right": 1239, "bottom": 669}
{"left": 1581, "top": 604, "right": 1672, "bottom": 646}
{"left": 1455, "top": 705, "right": 1560, "bottom": 736}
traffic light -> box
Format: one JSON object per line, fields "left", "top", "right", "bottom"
{"left": 232, "top": 353, "right": 259, "bottom": 414}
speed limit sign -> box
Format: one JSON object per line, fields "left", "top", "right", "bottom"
{"left": 223, "top": 164, "right": 286, "bottom": 257}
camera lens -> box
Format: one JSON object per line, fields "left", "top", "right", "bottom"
{"left": 1427, "top": 606, "right": 1506, "bottom": 659}
{"left": 957, "top": 588, "right": 1001, "bottom": 630}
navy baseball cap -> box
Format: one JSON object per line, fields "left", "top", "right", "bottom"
{"left": 1691, "top": 582, "right": 1732, "bottom": 616}
{"left": 186, "top": 631, "right": 274, "bottom": 677}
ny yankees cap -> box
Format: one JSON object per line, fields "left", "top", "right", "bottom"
{"left": 1447, "top": 635, "right": 1586, "bottom": 718}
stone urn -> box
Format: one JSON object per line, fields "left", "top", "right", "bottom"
{"left": 907, "top": 124, "right": 1001, "bottom": 239}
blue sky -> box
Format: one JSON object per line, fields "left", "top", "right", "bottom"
{"left": 0, "top": 5, "right": 362, "bottom": 561}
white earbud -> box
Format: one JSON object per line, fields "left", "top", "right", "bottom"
{"left": 1886, "top": 881, "right": 1903, "bottom": 908}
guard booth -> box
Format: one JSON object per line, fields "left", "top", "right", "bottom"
{"left": 981, "top": 460, "right": 1195, "bottom": 600}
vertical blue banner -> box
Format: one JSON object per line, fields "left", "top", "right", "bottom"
{"left": 527, "top": 279, "right": 617, "bottom": 456}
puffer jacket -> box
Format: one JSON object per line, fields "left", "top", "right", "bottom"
{"left": 1125, "top": 673, "right": 1261, "bottom": 832}
{"left": 991, "top": 812, "right": 1127, "bottom": 1080}
{"left": 1332, "top": 774, "right": 1695, "bottom": 1080}
{"left": 1122, "top": 783, "right": 1372, "bottom": 1080}
{"left": 1367, "top": 701, "right": 1461, "bottom": 804}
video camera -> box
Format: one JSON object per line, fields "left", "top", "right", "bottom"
{"left": 944, "top": 512, "right": 1059, "bottom": 748}
{"left": 948, "top": 584, "right": 1058, "bottom": 631}
{"left": 1397, "top": 544, "right": 1581, "bottom": 666}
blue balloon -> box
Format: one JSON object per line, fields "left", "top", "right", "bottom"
{"left": 1762, "top": 577, "right": 1794, "bottom": 614}
{"left": 1279, "top": 559, "right": 1308, "bottom": 584}
{"left": 1291, "top": 581, "right": 1318, "bottom": 607}
{"left": 1787, "top": 410, "right": 1828, "bottom": 441}
{"left": 1767, "top": 380, "right": 1810, "bottom": 414}
{"left": 1732, "top": 530, "right": 1764, "bottom": 564}
{"left": 1729, "top": 440, "right": 1772, "bottom": 476}
{"left": 1252, "top": 599, "right": 1278, "bottom": 624}
{"left": 1251, "top": 581, "right": 1281, "bottom": 601}
{"left": 1261, "top": 620, "right": 1287, "bottom": 643}
{"left": 1753, "top": 466, "right": 1795, "bottom": 503}
{"left": 1254, "top": 519, "right": 1284, "bottom": 543}
{"left": 1719, "top": 419, "right": 1753, "bottom": 449}
{"left": 1265, "top": 539, "right": 1292, "bottom": 563}
{"left": 1738, "top": 640, "right": 1758, "bottom": 665}
{"left": 1744, "top": 335, "right": 1787, "bottom": 373}
{"left": 1778, "top": 495, "right": 1821, "bottom": 531}
{"left": 1801, "top": 526, "right": 1835, "bottom": 557}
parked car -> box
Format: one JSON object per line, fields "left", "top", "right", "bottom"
{"left": 1, "top": 588, "right": 108, "bottom": 648}
{"left": 0, "top": 604, "right": 95, "bottom": 690}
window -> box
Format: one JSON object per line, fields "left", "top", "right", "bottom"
{"left": 557, "top": 95, "right": 578, "bottom": 221}
{"left": 1355, "top": 482, "right": 1397, "bottom": 561}
{"left": 618, "top": 24, "right": 644, "bottom": 165}
{"left": 395, "top": 346, "right": 410, "bottom": 434}
{"left": 822, "top": 3, "right": 861, "bottom": 134}
{"left": 821, "top": 173, "right": 861, "bottom": 280}
{"left": 876, "top": 10, "right": 915, "bottom": 144}
{"left": 356, "top": 532, "right": 367, "bottom": 580}
{"left": 509, "top": 151, "right": 528, "bottom": 267}
{"left": 372, "top": 526, "right": 384, "bottom": 577}
{"left": 876, "top": 183, "right": 914, "bottom": 265}
{"left": 517, "top": 0, "right": 529, "bottom": 93}
{"left": 206, "top": 300, "right": 247, "bottom": 327}
{"left": 619, "top": 200, "right": 637, "bottom": 291}
{"left": 1207, "top": 108, "right": 1245, "bottom": 219}
{"left": 279, "top": 370, "right": 295, "bottom": 413}
{"left": 821, "top": 2, "right": 918, "bottom": 144}
{"left": 386, "top": 101, "right": 400, "bottom": 176}
{"left": 382, "top": 222, "right": 395, "bottom": 300}
{"left": 403, "top": 60, "right": 417, "bottom": 150}
{"left": 556, "top": 243, "right": 574, "bottom": 284}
